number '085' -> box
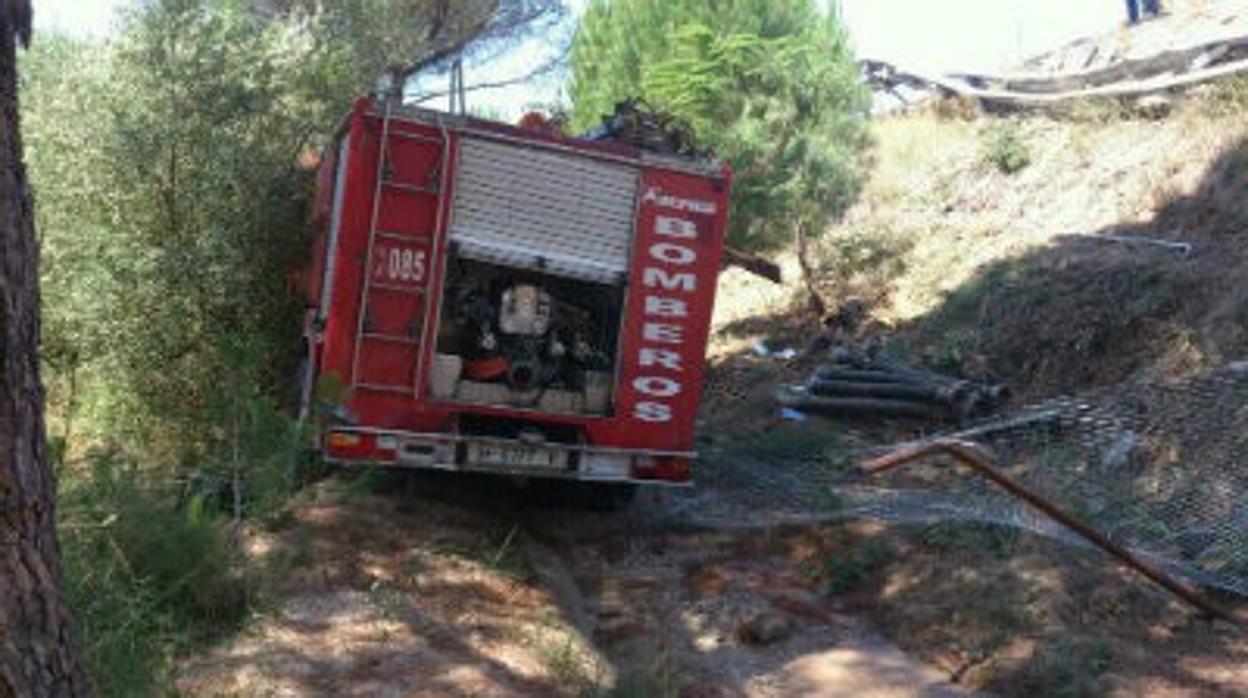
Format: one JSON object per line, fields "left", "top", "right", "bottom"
{"left": 383, "top": 248, "right": 425, "bottom": 282}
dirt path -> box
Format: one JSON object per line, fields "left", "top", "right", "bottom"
{"left": 536, "top": 511, "right": 974, "bottom": 698}
{"left": 177, "top": 475, "right": 972, "bottom": 697}
{"left": 177, "top": 479, "right": 607, "bottom": 697}
{"left": 176, "top": 457, "right": 1247, "bottom": 697}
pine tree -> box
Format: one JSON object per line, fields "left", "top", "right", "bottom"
{"left": 0, "top": 1, "right": 91, "bottom": 693}
{"left": 570, "top": 0, "right": 869, "bottom": 311}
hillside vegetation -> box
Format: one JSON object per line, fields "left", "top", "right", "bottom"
{"left": 702, "top": 80, "right": 1248, "bottom": 697}
{"left": 723, "top": 80, "right": 1248, "bottom": 400}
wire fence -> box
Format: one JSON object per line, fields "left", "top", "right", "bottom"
{"left": 689, "top": 361, "right": 1248, "bottom": 598}
{"left": 851, "top": 362, "right": 1248, "bottom": 596}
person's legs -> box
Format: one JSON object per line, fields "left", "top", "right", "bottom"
{"left": 1143, "top": 0, "right": 1161, "bottom": 16}
{"left": 1126, "top": 0, "right": 1141, "bottom": 23}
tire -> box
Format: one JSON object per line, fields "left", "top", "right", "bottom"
{"left": 526, "top": 480, "right": 637, "bottom": 512}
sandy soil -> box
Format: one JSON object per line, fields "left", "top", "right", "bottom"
{"left": 177, "top": 474, "right": 977, "bottom": 698}
{"left": 177, "top": 479, "right": 607, "bottom": 697}
{"left": 540, "top": 517, "right": 975, "bottom": 698}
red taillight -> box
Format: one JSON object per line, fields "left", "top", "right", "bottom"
{"left": 631, "top": 455, "right": 692, "bottom": 483}
{"left": 325, "top": 430, "right": 396, "bottom": 462}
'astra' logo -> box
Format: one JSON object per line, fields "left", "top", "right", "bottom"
{"left": 641, "top": 187, "right": 716, "bottom": 215}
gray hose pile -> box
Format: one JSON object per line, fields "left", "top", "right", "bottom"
{"left": 777, "top": 349, "right": 1009, "bottom": 424}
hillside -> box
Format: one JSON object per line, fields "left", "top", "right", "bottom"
{"left": 698, "top": 79, "right": 1248, "bottom": 697}
{"left": 715, "top": 77, "right": 1248, "bottom": 402}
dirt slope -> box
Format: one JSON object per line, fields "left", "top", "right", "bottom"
{"left": 711, "top": 77, "right": 1248, "bottom": 402}
{"left": 177, "top": 479, "right": 607, "bottom": 697}
{"left": 177, "top": 476, "right": 977, "bottom": 698}
{"left": 701, "top": 77, "right": 1248, "bottom": 697}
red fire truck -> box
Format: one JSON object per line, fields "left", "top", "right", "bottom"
{"left": 300, "top": 97, "right": 731, "bottom": 493}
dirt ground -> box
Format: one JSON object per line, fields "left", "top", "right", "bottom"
{"left": 178, "top": 475, "right": 980, "bottom": 698}
{"left": 176, "top": 459, "right": 1246, "bottom": 698}
{"left": 177, "top": 478, "right": 607, "bottom": 697}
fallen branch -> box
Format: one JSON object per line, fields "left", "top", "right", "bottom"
{"left": 1066, "top": 233, "right": 1193, "bottom": 255}
{"left": 949, "top": 32, "right": 1248, "bottom": 94}
{"left": 721, "top": 245, "right": 782, "bottom": 284}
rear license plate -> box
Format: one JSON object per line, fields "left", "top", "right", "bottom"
{"left": 470, "top": 443, "right": 564, "bottom": 469}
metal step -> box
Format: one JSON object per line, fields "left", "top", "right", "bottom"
{"left": 382, "top": 180, "right": 439, "bottom": 195}
{"left": 355, "top": 382, "right": 417, "bottom": 394}
{"left": 374, "top": 230, "right": 432, "bottom": 243}
{"left": 361, "top": 332, "right": 420, "bottom": 345}
{"left": 370, "top": 282, "right": 427, "bottom": 295}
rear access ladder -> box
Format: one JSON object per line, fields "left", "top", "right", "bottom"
{"left": 349, "top": 103, "right": 448, "bottom": 395}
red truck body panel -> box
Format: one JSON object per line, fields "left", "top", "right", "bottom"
{"left": 304, "top": 99, "right": 731, "bottom": 483}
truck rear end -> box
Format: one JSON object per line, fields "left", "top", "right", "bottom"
{"left": 301, "top": 98, "right": 731, "bottom": 486}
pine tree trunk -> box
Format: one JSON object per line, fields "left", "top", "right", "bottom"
{"left": 795, "top": 221, "right": 829, "bottom": 320}
{"left": 0, "top": 8, "right": 92, "bottom": 696}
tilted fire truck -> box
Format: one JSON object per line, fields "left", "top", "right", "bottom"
{"left": 300, "top": 96, "right": 731, "bottom": 496}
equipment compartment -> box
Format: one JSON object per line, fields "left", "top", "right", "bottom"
{"left": 429, "top": 254, "right": 624, "bottom": 415}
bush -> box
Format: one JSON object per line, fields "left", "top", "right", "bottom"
{"left": 982, "top": 122, "right": 1031, "bottom": 174}
{"left": 1203, "top": 73, "right": 1248, "bottom": 118}
{"left": 61, "top": 453, "right": 250, "bottom": 695}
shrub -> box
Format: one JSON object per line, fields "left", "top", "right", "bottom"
{"left": 982, "top": 122, "right": 1031, "bottom": 174}
{"left": 61, "top": 453, "right": 250, "bottom": 695}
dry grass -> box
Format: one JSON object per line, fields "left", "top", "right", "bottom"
{"left": 828, "top": 99, "right": 1245, "bottom": 326}
{"left": 710, "top": 89, "right": 1248, "bottom": 399}
{"left": 701, "top": 86, "right": 1248, "bottom": 697}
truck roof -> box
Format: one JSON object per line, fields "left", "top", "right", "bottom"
{"left": 360, "top": 99, "right": 729, "bottom": 180}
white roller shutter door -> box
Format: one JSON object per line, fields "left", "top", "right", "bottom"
{"left": 449, "top": 137, "right": 640, "bottom": 284}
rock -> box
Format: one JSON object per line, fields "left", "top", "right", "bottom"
{"left": 1133, "top": 94, "right": 1172, "bottom": 119}
{"left": 763, "top": 588, "right": 838, "bottom": 624}
{"left": 1100, "top": 430, "right": 1140, "bottom": 470}
{"left": 687, "top": 564, "right": 731, "bottom": 599}
{"left": 1210, "top": 619, "right": 1242, "bottom": 635}
{"left": 735, "top": 610, "right": 793, "bottom": 646}
{"left": 595, "top": 614, "right": 647, "bottom": 642}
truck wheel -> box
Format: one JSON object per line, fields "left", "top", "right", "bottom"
{"left": 590, "top": 482, "right": 638, "bottom": 512}
{"left": 527, "top": 480, "right": 637, "bottom": 511}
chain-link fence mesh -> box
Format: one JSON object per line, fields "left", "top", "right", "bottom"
{"left": 687, "top": 361, "right": 1248, "bottom": 598}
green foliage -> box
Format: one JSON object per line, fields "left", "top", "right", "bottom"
{"left": 819, "top": 225, "right": 913, "bottom": 300}
{"left": 24, "top": 0, "right": 485, "bottom": 460}
{"left": 58, "top": 386, "right": 307, "bottom": 695}
{"left": 821, "top": 538, "right": 893, "bottom": 594}
{"left": 1011, "top": 636, "right": 1113, "bottom": 698}
{"left": 745, "top": 424, "right": 840, "bottom": 462}
{"left": 569, "top": 0, "right": 869, "bottom": 252}
{"left": 982, "top": 122, "right": 1032, "bottom": 174}
{"left": 61, "top": 453, "right": 248, "bottom": 696}
{"left": 17, "top": 2, "right": 461, "bottom": 691}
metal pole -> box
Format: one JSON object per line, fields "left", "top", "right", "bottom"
{"left": 861, "top": 439, "right": 1244, "bottom": 626}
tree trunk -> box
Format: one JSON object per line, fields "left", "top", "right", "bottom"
{"left": 0, "top": 7, "right": 93, "bottom": 696}
{"left": 795, "top": 221, "right": 829, "bottom": 319}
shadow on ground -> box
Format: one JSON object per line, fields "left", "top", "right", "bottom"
{"left": 696, "top": 136, "right": 1248, "bottom": 696}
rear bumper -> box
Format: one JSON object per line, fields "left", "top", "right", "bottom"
{"left": 322, "top": 426, "right": 694, "bottom": 484}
